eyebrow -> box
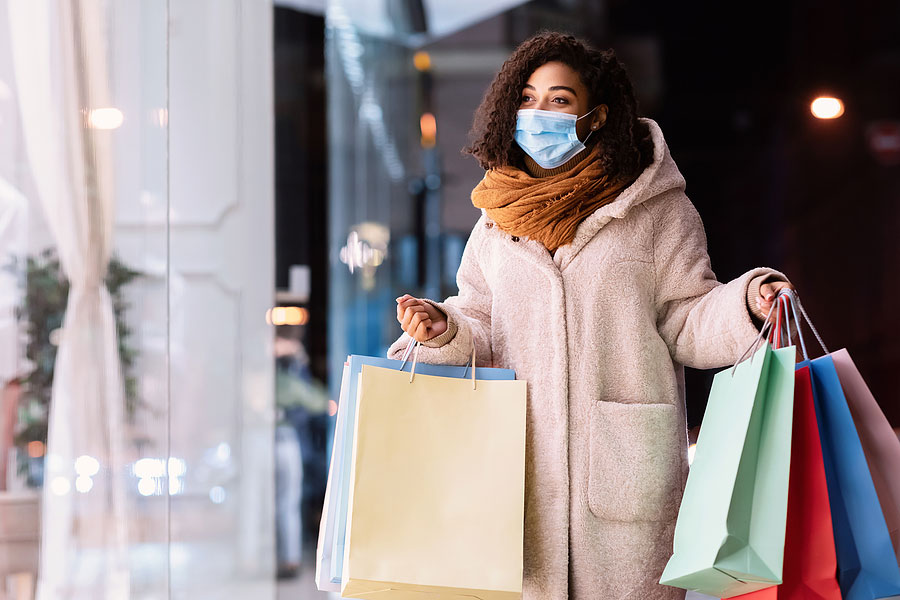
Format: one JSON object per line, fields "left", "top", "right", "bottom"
{"left": 522, "top": 84, "right": 578, "bottom": 96}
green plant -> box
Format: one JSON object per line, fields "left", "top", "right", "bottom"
{"left": 12, "top": 248, "right": 143, "bottom": 455}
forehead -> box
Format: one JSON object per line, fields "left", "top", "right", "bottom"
{"left": 524, "top": 61, "right": 585, "bottom": 92}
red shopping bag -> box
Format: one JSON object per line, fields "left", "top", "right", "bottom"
{"left": 732, "top": 298, "right": 841, "bottom": 600}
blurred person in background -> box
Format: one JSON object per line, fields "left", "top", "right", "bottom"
{"left": 274, "top": 401, "right": 302, "bottom": 578}
{"left": 390, "top": 31, "right": 794, "bottom": 600}
{"left": 274, "top": 324, "right": 328, "bottom": 578}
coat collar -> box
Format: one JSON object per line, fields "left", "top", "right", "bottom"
{"left": 481, "top": 118, "right": 686, "bottom": 271}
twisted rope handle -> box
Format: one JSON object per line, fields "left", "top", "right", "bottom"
{"left": 731, "top": 299, "right": 778, "bottom": 376}
{"left": 732, "top": 285, "right": 812, "bottom": 374}
{"left": 770, "top": 293, "right": 797, "bottom": 350}
{"left": 783, "top": 289, "right": 828, "bottom": 356}
{"left": 400, "top": 336, "right": 478, "bottom": 390}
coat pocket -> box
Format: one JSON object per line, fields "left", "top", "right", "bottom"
{"left": 588, "top": 401, "right": 686, "bottom": 522}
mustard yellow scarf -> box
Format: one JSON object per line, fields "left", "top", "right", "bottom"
{"left": 471, "top": 144, "right": 630, "bottom": 253}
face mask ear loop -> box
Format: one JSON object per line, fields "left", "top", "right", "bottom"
{"left": 576, "top": 106, "right": 600, "bottom": 144}
{"left": 575, "top": 105, "right": 599, "bottom": 121}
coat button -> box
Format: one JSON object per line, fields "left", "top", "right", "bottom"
{"left": 511, "top": 236, "right": 519, "bottom": 242}
{"left": 485, "top": 222, "right": 493, "bottom": 228}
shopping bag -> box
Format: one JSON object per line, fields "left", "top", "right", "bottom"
{"left": 340, "top": 346, "right": 527, "bottom": 599}
{"left": 832, "top": 349, "right": 900, "bottom": 564}
{"left": 316, "top": 359, "right": 351, "bottom": 592}
{"left": 782, "top": 291, "right": 900, "bottom": 600}
{"left": 729, "top": 295, "right": 841, "bottom": 600}
{"left": 731, "top": 294, "right": 840, "bottom": 600}
{"left": 660, "top": 328, "right": 796, "bottom": 598}
{"left": 808, "top": 354, "right": 900, "bottom": 600}
{"left": 325, "top": 346, "right": 518, "bottom": 590}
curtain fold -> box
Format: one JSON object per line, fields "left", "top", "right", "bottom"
{"left": 7, "top": 0, "right": 130, "bottom": 597}
{"left": 0, "top": 177, "right": 27, "bottom": 385}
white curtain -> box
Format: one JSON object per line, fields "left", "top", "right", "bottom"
{"left": 7, "top": 0, "right": 130, "bottom": 597}
{"left": 0, "top": 177, "right": 27, "bottom": 386}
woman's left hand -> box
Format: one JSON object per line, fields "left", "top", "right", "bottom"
{"left": 756, "top": 280, "right": 796, "bottom": 319}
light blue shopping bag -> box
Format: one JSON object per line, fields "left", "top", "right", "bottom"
{"left": 325, "top": 348, "right": 517, "bottom": 586}
{"left": 315, "top": 360, "right": 351, "bottom": 592}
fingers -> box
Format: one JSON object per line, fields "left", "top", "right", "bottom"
{"left": 760, "top": 299, "right": 774, "bottom": 317}
{"left": 397, "top": 297, "right": 433, "bottom": 340}
{"left": 406, "top": 307, "right": 432, "bottom": 331}
{"left": 395, "top": 294, "right": 448, "bottom": 342}
{"left": 415, "top": 318, "right": 430, "bottom": 341}
{"left": 758, "top": 285, "right": 777, "bottom": 316}
{"left": 400, "top": 304, "right": 427, "bottom": 330}
{"left": 772, "top": 281, "right": 795, "bottom": 295}
{"left": 396, "top": 296, "right": 422, "bottom": 322}
{"left": 408, "top": 310, "right": 433, "bottom": 341}
{"left": 761, "top": 282, "right": 789, "bottom": 301}
{"left": 761, "top": 281, "right": 796, "bottom": 299}
{"left": 758, "top": 281, "right": 797, "bottom": 320}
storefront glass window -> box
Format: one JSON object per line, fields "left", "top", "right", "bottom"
{"left": 0, "top": 3, "right": 276, "bottom": 598}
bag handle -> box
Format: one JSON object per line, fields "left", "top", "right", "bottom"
{"left": 769, "top": 294, "right": 785, "bottom": 349}
{"left": 783, "top": 294, "right": 794, "bottom": 348}
{"left": 461, "top": 345, "right": 477, "bottom": 390}
{"left": 399, "top": 337, "right": 478, "bottom": 390}
{"left": 731, "top": 298, "right": 779, "bottom": 376}
{"left": 778, "top": 288, "right": 827, "bottom": 360}
{"left": 769, "top": 293, "right": 795, "bottom": 350}
{"left": 732, "top": 285, "right": 800, "bottom": 372}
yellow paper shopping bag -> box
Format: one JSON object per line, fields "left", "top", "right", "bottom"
{"left": 340, "top": 356, "right": 527, "bottom": 599}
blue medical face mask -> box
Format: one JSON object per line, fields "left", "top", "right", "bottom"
{"left": 514, "top": 106, "right": 599, "bottom": 169}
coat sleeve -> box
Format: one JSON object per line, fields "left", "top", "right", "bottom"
{"left": 650, "top": 194, "right": 790, "bottom": 369}
{"left": 386, "top": 216, "right": 493, "bottom": 367}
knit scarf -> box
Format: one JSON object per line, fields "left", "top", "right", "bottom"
{"left": 471, "top": 143, "right": 630, "bottom": 253}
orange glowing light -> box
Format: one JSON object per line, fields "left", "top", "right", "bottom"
{"left": 811, "top": 96, "right": 844, "bottom": 119}
{"left": 420, "top": 112, "right": 437, "bottom": 148}
{"left": 28, "top": 440, "right": 45, "bottom": 458}
{"left": 266, "top": 306, "right": 309, "bottom": 326}
{"left": 413, "top": 51, "right": 431, "bottom": 72}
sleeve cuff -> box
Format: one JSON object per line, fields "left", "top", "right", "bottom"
{"left": 419, "top": 298, "right": 459, "bottom": 348}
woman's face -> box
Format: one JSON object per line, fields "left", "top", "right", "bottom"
{"left": 518, "top": 61, "right": 607, "bottom": 142}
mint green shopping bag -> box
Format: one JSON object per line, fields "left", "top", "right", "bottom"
{"left": 660, "top": 342, "right": 796, "bottom": 598}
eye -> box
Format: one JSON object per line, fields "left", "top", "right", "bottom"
{"left": 520, "top": 94, "right": 533, "bottom": 103}
{"left": 552, "top": 97, "right": 569, "bottom": 104}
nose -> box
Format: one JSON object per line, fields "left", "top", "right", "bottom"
{"left": 535, "top": 96, "right": 552, "bottom": 111}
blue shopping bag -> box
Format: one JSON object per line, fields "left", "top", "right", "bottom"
{"left": 325, "top": 349, "right": 517, "bottom": 587}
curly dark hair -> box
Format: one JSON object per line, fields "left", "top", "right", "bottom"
{"left": 464, "top": 31, "right": 654, "bottom": 180}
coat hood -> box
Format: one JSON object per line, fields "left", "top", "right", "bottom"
{"left": 482, "top": 117, "right": 684, "bottom": 218}
{"left": 595, "top": 117, "right": 686, "bottom": 218}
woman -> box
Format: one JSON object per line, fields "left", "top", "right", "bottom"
{"left": 389, "top": 31, "right": 793, "bottom": 600}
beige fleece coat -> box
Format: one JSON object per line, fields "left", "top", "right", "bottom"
{"left": 387, "top": 118, "right": 786, "bottom": 600}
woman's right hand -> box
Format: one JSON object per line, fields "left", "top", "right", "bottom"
{"left": 396, "top": 294, "right": 448, "bottom": 343}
